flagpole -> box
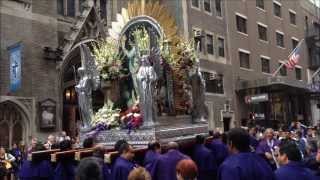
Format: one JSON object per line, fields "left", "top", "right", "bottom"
{"left": 272, "top": 39, "right": 305, "bottom": 77}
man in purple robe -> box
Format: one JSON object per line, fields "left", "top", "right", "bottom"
{"left": 192, "top": 135, "right": 217, "bottom": 180}
{"left": 111, "top": 143, "right": 136, "bottom": 180}
{"left": 218, "top": 128, "right": 275, "bottom": 180}
{"left": 275, "top": 140, "right": 316, "bottom": 180}
{"left": 256, "top": 128, "right": 280, "bottom": 169}
{"left": 144, "top": 141, "right": 161, "bottom": 166}
{"left": 152, "top": 142, "right": 189, "bottom": 180}
{"left": 144, "top": 141, "right": 161, "bottom": 176}
{"left": 207, "top": 132, "right": 229, "bottom": 167}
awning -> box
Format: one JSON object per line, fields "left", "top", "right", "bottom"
{"left": 236, "top": 76, "right": 309, "bottom": 91}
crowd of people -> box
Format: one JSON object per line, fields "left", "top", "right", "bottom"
{"left": 0, "top": 121, "right": 319, "bottom": 180}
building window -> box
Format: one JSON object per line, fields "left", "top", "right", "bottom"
{"left": 239, "top": 50, "right": 250, "bottom": 69}
{"left": 216, "top": 0, "right": 222, "bottom": 17}
{"left": 204, "top": 0, "right": 211, "bottom": 13}
{"left": 206, "top": 34, "right": 214, "bottom": 55}
{"left": 192, "top": 0, "right": 200, "bottom": 9}
{"left": 273, "top": 2, "right": 281, "bottom": 18}
{"left": 289, "top": 11, "right": 296, "bottom": 25}
{"left": 292, "top": 38, "right": 299, "bottom": 51}
{"left": 202, "top": 72, "right": 224, "bottom": 94}
{"left": 276, "top": 32, "right": 284, "bottom": 47}
{"left": 295, "top": 67, "right": 302, "bottom": 80}
{"left": 236, "top": 14, "right": 247, "bottom": 34}
{"left": 218, "top": 37, "right": 225, "bottom": 57}
{"left": 261, "top": 57, "right": 270, "bottom": 73}
{"left": 258, "top": 24, "right": 268, "bottom": 41}
{"left": 279, "top": 63, "right": 287, "bottom": 76}
{"left": 67, "top": 0, "right": 75, "bottom": 17}
{"left": 57, "top": 0, "right": 64, "bottom": 15}
{"left": 256, "top": 0, "right": 264, "bottom": 9}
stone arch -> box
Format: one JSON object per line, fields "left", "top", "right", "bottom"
{"left": 0, "top": 100, "right": 31, "bottom": 148}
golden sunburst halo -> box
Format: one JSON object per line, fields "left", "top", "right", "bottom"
{"left": 108, "top": 0, "right": 180, "bottom": 50}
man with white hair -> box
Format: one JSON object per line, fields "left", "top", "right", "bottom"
{"left": 256, "top": 128, "right": 280, "bottom": 170}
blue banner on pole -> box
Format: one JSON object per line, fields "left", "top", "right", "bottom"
{"left": 8, "top": 43, "right": 22, "bottom": 92}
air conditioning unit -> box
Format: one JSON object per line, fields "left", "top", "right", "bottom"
{"left": 208, "top": 72, "right": 218, "bottom": 80}
{"left": 194, "top": 29, "right": 204, "bottom": 38}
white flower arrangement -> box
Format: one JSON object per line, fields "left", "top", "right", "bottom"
{"left": 91, "top": 105, "right": 121, "bottom": 127}
{"left": 92, "top": 37, "right": 123, "bottom": 80}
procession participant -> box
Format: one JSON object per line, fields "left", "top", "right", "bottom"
{"left": 275, "top": 140, "right": 316, "bottom": 180}
{"left": 76, "top": 157, "right": 103, "bottom": 180}
{"left": 111, "top": 143, "right": 136, "bottom": 180}
{"left": 83, "top": 137, "right": 95, "bottom": 148}
{"left": 304, "top": 144, "right": 320, "bottom": 177}
{"left": 0, "top": 147, "right": 16, "bottom": 180}
{"left": 54, "top": 139, "right": 76, "bottom": 180}
{"left": 128, "top": 167, "right": 151, "bottom": 180}
{"left": 256, "top": 128, "right": 280, "bottom": 169}
{"left": 27, "top": 137, "right": 38, "bottom": 156}
{"left": 296, "top": 130, "right": 307, "bottom": 157}
{"left": 144, "top": 141, "right": 161, "bottom": 169}
{"left": 19, "top": 143, "right": 54, "bottom": 180}
{"left": 114, "top": 139, "right": 128, "bottom": 152}
{"left": 44, "top": 134, "right": 58, "bottom": 150}
{"left": 249, "top": 127, "right": 259, "bottom": 151}
{"left": 9, "top": 143, "right": 22, "bottom": 179}
{"left": 153, "top": 142, "right": 189, "bottom": 180}
{"left": 176, "top": 159, "right": 198, "bottom": 180}
{"left": 217, "top": 128, "right": 275, "bottom": 180}
{"left": 192, "top": 135, "right": 217, "bottom": 180}
{"left": 207, "top": 132, "right": 228, "bottom": 167}
{"left": 306, "top": 128, "right": 318, "bottom": 154}
{"left": 92, "top": 145, "right": 111, "bottom": 180}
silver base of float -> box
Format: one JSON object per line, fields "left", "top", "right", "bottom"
{"left": 80, "top": 115, "right": 208, "bottom": 148}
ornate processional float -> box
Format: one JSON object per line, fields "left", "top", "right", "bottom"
{"left": 76, "top": 0, "right": 209, "bottom": 147}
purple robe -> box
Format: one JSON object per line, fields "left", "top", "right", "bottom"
{"left": 153, "top": 149, "right": 189, "bottom": 180}
{"left": 207, "top": 139, "right": 229, "bottom": 166}
{"left": 256, "top": 138, "right": 280, "bottom": 169}
{"left": 217, "top": 152, "right": 275, "bottom": 180}
{"left": 19, "top": 160, "right": 53, "bottom": 180}
{"left": 111, "top": 157, "right": 136, "bottom": 180}
{"left": 192, "top": 144, "right": 217, "bottom": 180}
{"left": 249, "top": 135, "right": 259, "bottom": 150}
{"left": 256, "top": 139, "right": 280, "bottom": 154}
{"left": 53, "top": 161, "right": 76, "bottom": 180}
{"left": 143, "top": 150, "right": 161, "bottom": 176}
{"left": 275, "top": 161, "right": 317, "bottom": 180}
{"left": 144, "top": 150, "right": 161, "bottom": 165}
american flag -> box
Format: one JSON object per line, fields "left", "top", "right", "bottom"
{"left": 284, "top": 39, "right": 304, "bottom": 69}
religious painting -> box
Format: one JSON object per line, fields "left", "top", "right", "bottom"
{"left": 8, "top": 42, "right": 22, "bottom": 92}
{"left": 39, "top": 99, "right": 56, "bottom": 129}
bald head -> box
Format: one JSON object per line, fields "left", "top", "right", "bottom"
{"left": 167, "top": 142, "right": 179, "bottom": 150}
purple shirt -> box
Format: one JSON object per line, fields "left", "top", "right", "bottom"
{"left": 153, "top": 149, "right": 189, "bottom": 180}
{"left": 218, "top": 152, "right": 275, "bottom": 180}
{"left": 111, "top": 157, "right": 136, "bottom": 180}
{"left": 275, "top": 161, "right": 317, "bottom": 180}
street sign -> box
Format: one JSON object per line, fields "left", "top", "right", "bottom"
{"left": 245, "top": 94, "right": 269, "bottom": 104}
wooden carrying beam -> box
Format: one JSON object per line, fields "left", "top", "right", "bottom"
{"left": 75, "top": 149, "right": 94, "bottom": 161}
{"left": 28, "top": 149, "right": 60, "bottom": 162}
{"left": 51, "top": 149, "right": 80, "bottom": 163}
